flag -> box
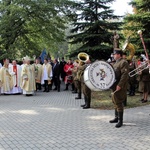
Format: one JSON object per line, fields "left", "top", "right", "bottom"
{"left": 40, "top": 49, "right": 47, "bottom": 63}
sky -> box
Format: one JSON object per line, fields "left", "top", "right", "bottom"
{"left": 111, "top": 0, "right": 133, "bottom": 15}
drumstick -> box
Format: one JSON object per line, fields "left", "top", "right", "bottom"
{"left": 111, "top": 90, "right": 118, "bottom": 95}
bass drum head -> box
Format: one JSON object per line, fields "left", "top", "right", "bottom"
{"left": 84, "top": 61, "right": 115, "bottom": 91}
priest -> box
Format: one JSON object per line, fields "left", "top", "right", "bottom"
{"left": 21, "top": 56, "right": 36, "bottom": 96}
{"left": 0, "top": 58, "right": 13, "bottom": 94}
{"left": 33, "top": 58, "right": 42, "bottom": 91}
{"left": 9, "top": 60, "right": 22, "bottom": 94}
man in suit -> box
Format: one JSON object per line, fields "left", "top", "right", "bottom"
{"left": 59, "top": 57, "right": 66, "bottom": 82}
{"left": 52, "top": 58, "right": 60, "bottom": 92}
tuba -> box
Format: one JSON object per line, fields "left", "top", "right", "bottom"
{"left": 78, "top": 52, "right": 89, "bottom": 63}
{"left": 122, "top": 37, "right": 135, "bottom": 60}
{"left": 76, "top": 52, "right": 89, "bottom": 80}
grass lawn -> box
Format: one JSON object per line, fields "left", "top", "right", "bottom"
{"left": 91, "top": 90, "right": 150, "bottom": 109}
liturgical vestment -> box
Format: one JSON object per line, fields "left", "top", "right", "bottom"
{"left": 21, "top": 64, "right": 36, "bottom": 95}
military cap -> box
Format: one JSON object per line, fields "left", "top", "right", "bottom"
{"left": 113, "top": 48, "right": 123, "bottom": 55}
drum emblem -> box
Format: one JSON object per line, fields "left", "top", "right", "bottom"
{"left": 97, "top": 69, "right": 107, "bottom": 81}
{"left": 84, "top": 61, "right": 115, "bottom": 91}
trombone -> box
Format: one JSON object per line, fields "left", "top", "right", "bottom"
{"left": 128, "top": 61, "right": 149, "bottom": 77}
{"left": 129, "top": 30, "right": 150, "bottom": 77}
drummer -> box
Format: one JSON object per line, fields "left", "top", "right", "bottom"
{"left": 109, "top": 49, "right": 129, "bottom": 128}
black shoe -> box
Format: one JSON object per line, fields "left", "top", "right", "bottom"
{"left": 128, "top": 92, "right": 131, "bottom": 95}
{"left": 64, "top": 89, "right": 68, "bottom": 91}
{"left": 129, "top": 93, "right": 135, "bottom": 96}
{"left": 81, "top": 104, "right": 86, "bottom": 107}
{"left": 72, "top": 91, "right": 77, "bottom": 94}
{"left": 43, "top": 90, "right": 46, "bottom": 92}
{"left": 83, "top": 106, "right": 90, "bottom": 109}
{"left": 140, "top": 99, "right": 144, "bottom": 102}
{"left": 26, "top": 94, "right": 33, "bottom": 96}
{"left": 75, "top": 97, "right": 81, "bottom": 99}
{"left": 46, "top": 90, "right": 49, "bottom": 92}
{"left": 53, "top": 88, "right": 57, "bottom": 90}
{"left": 142, "top": 100, "right": 148, "bottom": 103}
{"left": 109, "top": 118, "right": 118, "bottom": 123}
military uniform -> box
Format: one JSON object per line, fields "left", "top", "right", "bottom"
{"left": 72, "top": 66, "right": 78, "bottom": 93}
{"left": 140, "top": 67, "right": 150, "bottom": 103}
{"left": 74, "top": 62, "right": 86, "bottom": 99}
{"left": 128, "top": 61, "right": 136, "bottom": 96}
{"left": 111, "top": 58, "right": 129, "bottom": 111}
{"left": 78, "top": 63, "right": 91, "bottom": 109}
{"left": 110, "top": 49, "right": 129, "bottom": 128}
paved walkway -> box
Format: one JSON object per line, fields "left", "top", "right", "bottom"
{"left": 0, "top": 86, "right": 150, "bottom": 150}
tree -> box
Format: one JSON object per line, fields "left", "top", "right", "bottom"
{"left": 123, "top": 0, "right": 150, "bottom": 54}
{"left": 67, "top": 0, "right": 122, "bottom": 60}
{"left": 0, "top": 0, "right": 74, "bottom": 59}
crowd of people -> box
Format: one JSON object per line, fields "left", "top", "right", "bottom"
{"left": 0, "top": 48, "right": 150, "bottom": 128}
{"left": 0, "top": 56, "right": 74, "bottom": 95}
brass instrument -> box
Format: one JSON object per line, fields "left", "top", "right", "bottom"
{"left": 128, "top": 30, "right": 150, "bottom": 77}
{"left": 122, "top": 37, "right": 135, "bottom": 60}
{"left": 78, "top": 52, "right": 89, "bottom": 63}
{"left": 128, "top": 61, "right": 149, "bottom": 77}
{"left": 76, "top": 52, "right": 89, "bottom": 80}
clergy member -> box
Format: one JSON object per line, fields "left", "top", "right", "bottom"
{"left": 9, "top": 60, "right": 22, "bottom": 94}
{"left": 0, "top": 58, "right": 13, "bottom": 94}
{"left": 41, "top": 58, "right": 53, "bottom": 92}
{"left": 21, "top": 56, "right": 36, "bottom": 96}
{"left": 33, "top": 58, "right": 42, "bottom": 91}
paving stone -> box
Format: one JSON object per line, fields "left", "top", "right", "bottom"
{"left": 0, "top": 84, "right": 150, "bottom": 150}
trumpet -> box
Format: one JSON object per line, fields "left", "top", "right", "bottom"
{"left": 128, "top": 61, "right": 149, "bottom": 77}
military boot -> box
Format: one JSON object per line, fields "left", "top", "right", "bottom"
{"left": 75, "top": 92, "right": 81, "bottom": 99}
{"left": 109, "top": 109, "right": 118, "bottom": 123}
{"left": 115, "top": 111, "right": 123, "bottom": 128}
{"left": 81, "top": 96, "right": 87, "bottom": 107}
{"left": 83, "top": 96, "right": 91, "bottom": 109}
{"left": 71, "top": 84, "right": 75, "bottom": 91}
{"left": 123, "top": 97, "right": 127, "bottom": 106}
{"left": 64, "top": 84, "right": 69, "bottom": 91}
{"left": 72, "top": 88, "right": 77, "bottom": 93}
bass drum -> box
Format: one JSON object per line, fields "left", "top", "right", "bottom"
{"left": 84, "top": 61, "right": 115, "bottom": 91}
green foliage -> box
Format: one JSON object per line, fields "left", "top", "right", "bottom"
{"left": 0, "top": 0, "right": 74, "bottom": 60}
{"left": 123, "top": 0, "right": 150, "bottom": 54}
{"left": 67, "top": 0, "right": 122, "bottom": 60}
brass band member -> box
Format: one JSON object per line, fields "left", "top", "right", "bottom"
{"left": 128, "top": 59, "right": 136, "bottom": 96}
{"left": 110, "top": 49, "right": 129, "bottom": 128}
{"left": 140, "top": 60, "right": 150, "bottom": 103}
{"left": 78, "top": 57, "right": 91, "bottom": 109}
{"left": 75, "top": 62, "right": 84, "bottom": 99}
{"left": 72, "top": 60, "right": 79, "bottom": 94}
